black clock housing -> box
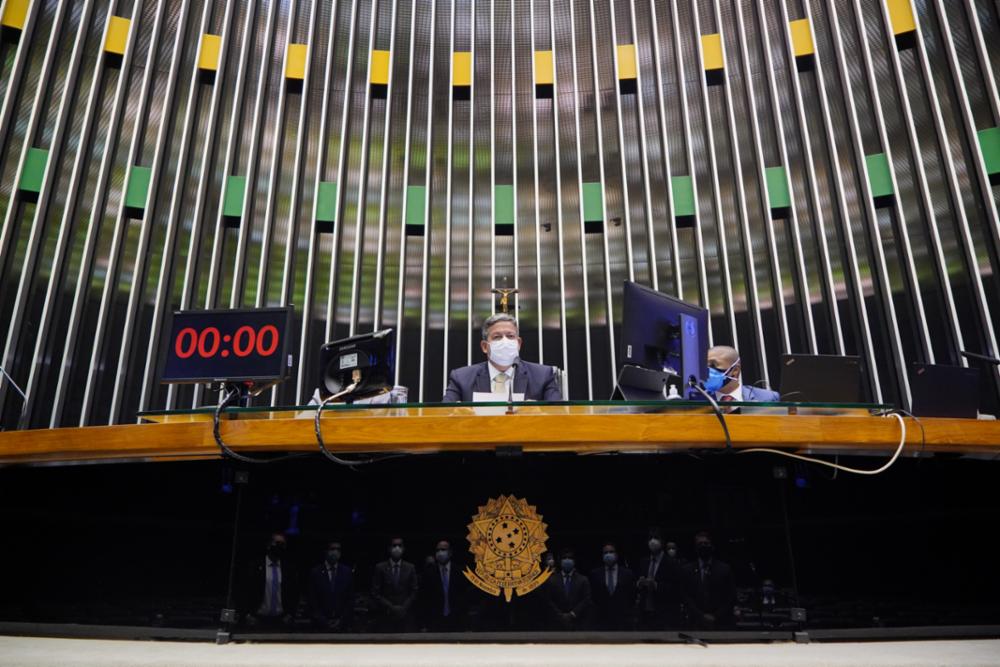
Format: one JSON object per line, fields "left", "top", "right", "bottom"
{"left": 159, "top": 307, "right": 294, "bottom": 384}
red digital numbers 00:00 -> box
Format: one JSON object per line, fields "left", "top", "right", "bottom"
{"left": 174, "top": 325, "right": 280, "bottom": 360}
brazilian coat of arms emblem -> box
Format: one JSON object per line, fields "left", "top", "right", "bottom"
{"left": 463, "top": 495, "right": 552, "bottom": 602}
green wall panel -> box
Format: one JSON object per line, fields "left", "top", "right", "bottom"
{"left": 979, "top": 126, "right": 1000, "bottom": 177}
{"left": 405, "top": 185, "right": 426, "bottom": 226}
{"left": 494, "top": 184, "right": 514, "bottom": 226}
{"left": 124, "top": 165, "right": 152, "bottom": 213}
{"left": 582, "top": 182, "right": 603, "bottom": 222}
{"left": 865, "top": 153, "right": 894, "bottom": 200}
{"left": 671, "top": 175, "right": 695, "bottom": 218}
{"left": 765, "top": 166, "right": 791, "bottom": 210}
{"left": 316, "top": 181, "right": 338, "bottom": 223}
{"left": 18, "top": 147, "right": 48, "bottom": 194}
{"left": 222, "top": 175, "right": 247, "bottom": 218}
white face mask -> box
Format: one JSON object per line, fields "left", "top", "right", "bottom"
{"left": 488, "top": 337, "right": 519, "bottom": 367}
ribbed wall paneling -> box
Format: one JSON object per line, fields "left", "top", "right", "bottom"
{"left": 2, "top": 0, "right": 1000, "bottom": 427}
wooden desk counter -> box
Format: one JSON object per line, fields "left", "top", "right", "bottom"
{"left": 1, "top": 408, "right": 999, "bottom": 464}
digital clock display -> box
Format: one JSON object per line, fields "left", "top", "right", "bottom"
{"left": 160, "top": 307, "right": 294, "bottom": 383}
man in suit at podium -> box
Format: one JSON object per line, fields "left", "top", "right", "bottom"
{"left": 442, "top": 313, "right": 562, "bottom": 402}
{"left": 706, "top": 345, "right": 780, "bottom": 402}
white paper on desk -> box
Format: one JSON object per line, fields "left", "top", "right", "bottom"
{"left": 472, "top": 391, "right": 525, "bottom": 415}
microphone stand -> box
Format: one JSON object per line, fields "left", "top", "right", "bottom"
{"left": 506, "top": 361, "right": 518, "bottom": 415}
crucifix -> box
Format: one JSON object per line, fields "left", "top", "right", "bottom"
{"left": 491, "top": 287, "right": 518, "bottom": 314}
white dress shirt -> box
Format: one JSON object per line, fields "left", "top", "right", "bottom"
{"left": 718, "top": 379, "right": 744, "bottom": 402}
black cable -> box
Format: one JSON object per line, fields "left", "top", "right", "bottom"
{"left": 213, "top": 387, "right": 307, "bottom": 464}
{"left": 873, "top": 408, "right": 925, "bottom": 456}
{"left": 313, "top": 389, "right": 407, "bottom": 468}
{"left": 221, "top": 471, "right": 245, "bottom": 631}
{"left": 688, "top": 376, "right": 734, "bottom": 451}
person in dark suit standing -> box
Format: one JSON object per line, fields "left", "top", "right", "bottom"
{"left": 240, "top": 532, "right": 299, "bottom": 629}
{"left": 418, "top": 540, "right": 468, "bottom": 632}
{"left": 305, "top": 540, "right": 354, "bottom": 631}
{"left": 588, "top": 543, "right": 636, "bottom": 630}
{"left": 706, "top": 345, "right": 780, "bottom": 402}
{"left": 681, "top": 531, "right": 737, "bottom": 630}
{"left": 637, "top": 529, "right": 682, "bottom": 630}
{"left": 371, "top": 536, "right": 419, "bottom": 632}
{"left": 442, "top": 313, "right": 562, "bottom": 402}
{"left": 543, "top": 548, "right": 592, "bottom": 630}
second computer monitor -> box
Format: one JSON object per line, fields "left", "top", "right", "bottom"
{"left": 620, "top": 281, "right": 709, "bottom": 388}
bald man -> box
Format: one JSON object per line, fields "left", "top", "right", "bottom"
{"left": 706, "top": 346, "right": 779, "bottom": 402}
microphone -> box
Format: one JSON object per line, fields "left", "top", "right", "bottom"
{"left": 961, "top": 350, "right": 1000, "bottom": 365}
{"left": 506, "top": 360, "right": 519, "bottom": 415}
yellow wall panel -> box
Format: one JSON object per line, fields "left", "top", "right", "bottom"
{"left": 887, "top": 0, "right": 916, "bottom": 35}
{"left": 617, "top": 44, "right": 637, "bottom": 80}
{"left": 701, "top": 33, "right": 724, "bottom": 71}
{"left": 453, "top": 51, "right": 471, "bottom": 87}
{"left": 789, "top": 19, "right": 814, "bottom": 57}
{"left": 286, "top": 43, "right": 307, "bottom": 80}
{"left": 1, "top": 0, "right": 29, "bottom": 30}
{"left": 104, "top": 16, "right": 131, "bottom": 55}
{"left": 370, "top": 49, "right": 390, "bottom": 85}
{"left": 534, "top": 50, "right": 554, "bottom": 85}
{"left": 198, "top": 34, "right": 221, "bottom": 72}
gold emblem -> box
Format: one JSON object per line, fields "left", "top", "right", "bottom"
{"left": 463, "top": 495, "right": 552, "bottom": 602}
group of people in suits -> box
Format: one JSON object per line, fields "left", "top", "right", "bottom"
{"left": 239, "top": 530, "right": 736, "bottom": 632}
{"left": 239, "top": 534, "right": 470, "bottom": 632}
{"left": 540, "top": 531, "right": 737, "bottom": 632}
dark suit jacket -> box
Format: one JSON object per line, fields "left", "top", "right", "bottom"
{"left": 305, "top": 562, "right": 354, "bottom": 628}
{"left": 637, "top": 553, "right": 680, "bottom": 616}
{"left": 418, "top": 562, "right": 469, "bottom": 630}
{"left": 442, "top": 360, "right": 562, "bottom": 402}
{"left": 588, "top": 565, "right": 636, "bottom": 630}
{"left": 681, "top": 558, "right": 737, "bottom": 628}
{"left": 371, "top": 559, "right": 419, "bottom": 614}
{"left": 239, "top": 557, "right": 299, "bottom": 620}
{"left": 544, "top": 570, "right": 592, "bottom": 628}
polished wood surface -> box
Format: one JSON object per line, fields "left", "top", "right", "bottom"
{"left": 1, "top": 408, "right": 999, "bottom": 463}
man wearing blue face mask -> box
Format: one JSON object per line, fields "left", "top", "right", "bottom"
{"left": 441, "top": 313, "right": 562, "bottom": 402}
{"left": 542, "top": 548, "right": 592, "bottom": 630}
{"left": 705, "top": 345, "right": 780, "bottom": 403}
{"left": 589, "top": 543, "right": 636, "bottom": 630}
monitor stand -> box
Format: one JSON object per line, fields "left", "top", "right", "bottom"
{"left": 612, "top": 365, "right": 681, "bottom": 401}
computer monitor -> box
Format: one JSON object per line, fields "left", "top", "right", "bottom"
{"left": 779, "top": 354, "right": 863, "bottom": 403}
{"left": 616, "top": 281, "right": 709, "bottom": 399}
{"left": 911, "top": 363, "right": 979, "bottom": 418}
{"left": 319, "top": 329, "right": 395, "bottom": 401}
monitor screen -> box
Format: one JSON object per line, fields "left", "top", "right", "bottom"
{"left": 319, "top": 329, "right": 395, "bottom": 399}
{"left": 620, "top": 281, "right": 709, "bottom": 387}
